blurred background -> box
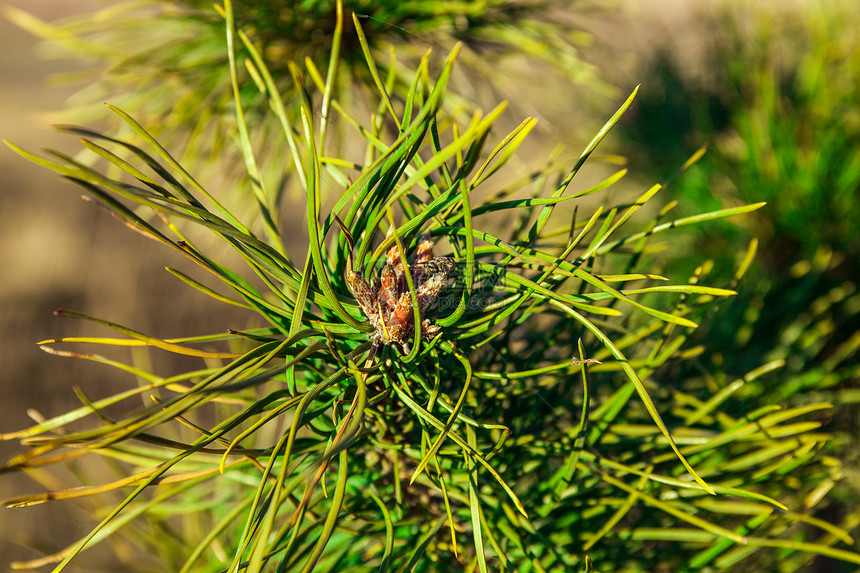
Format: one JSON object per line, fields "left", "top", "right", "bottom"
{"left": 0, "top": 1, "right": 262, "bottom": 567}
{"left": 1, "top": 0, "right": 858, "bottom": 570}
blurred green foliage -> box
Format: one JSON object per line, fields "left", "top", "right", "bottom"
{"left": 623, "top": 0, "right": 860, "bottom": 268}
{"left": 620, "top": 3, "right": 860, "bottom": 568}
{"left": 5, "top": 0, "right": 614, "bottom": 187}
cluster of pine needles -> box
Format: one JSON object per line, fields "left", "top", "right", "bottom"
{"left": 2, "top": 1, "right": 858, "bottom": 571}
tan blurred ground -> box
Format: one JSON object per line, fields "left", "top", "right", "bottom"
{"left": 0, "top": 1, "right": 254, "bottom": 568}
{"left": 2, "top": 2, "right": 115, "bottom": 568}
